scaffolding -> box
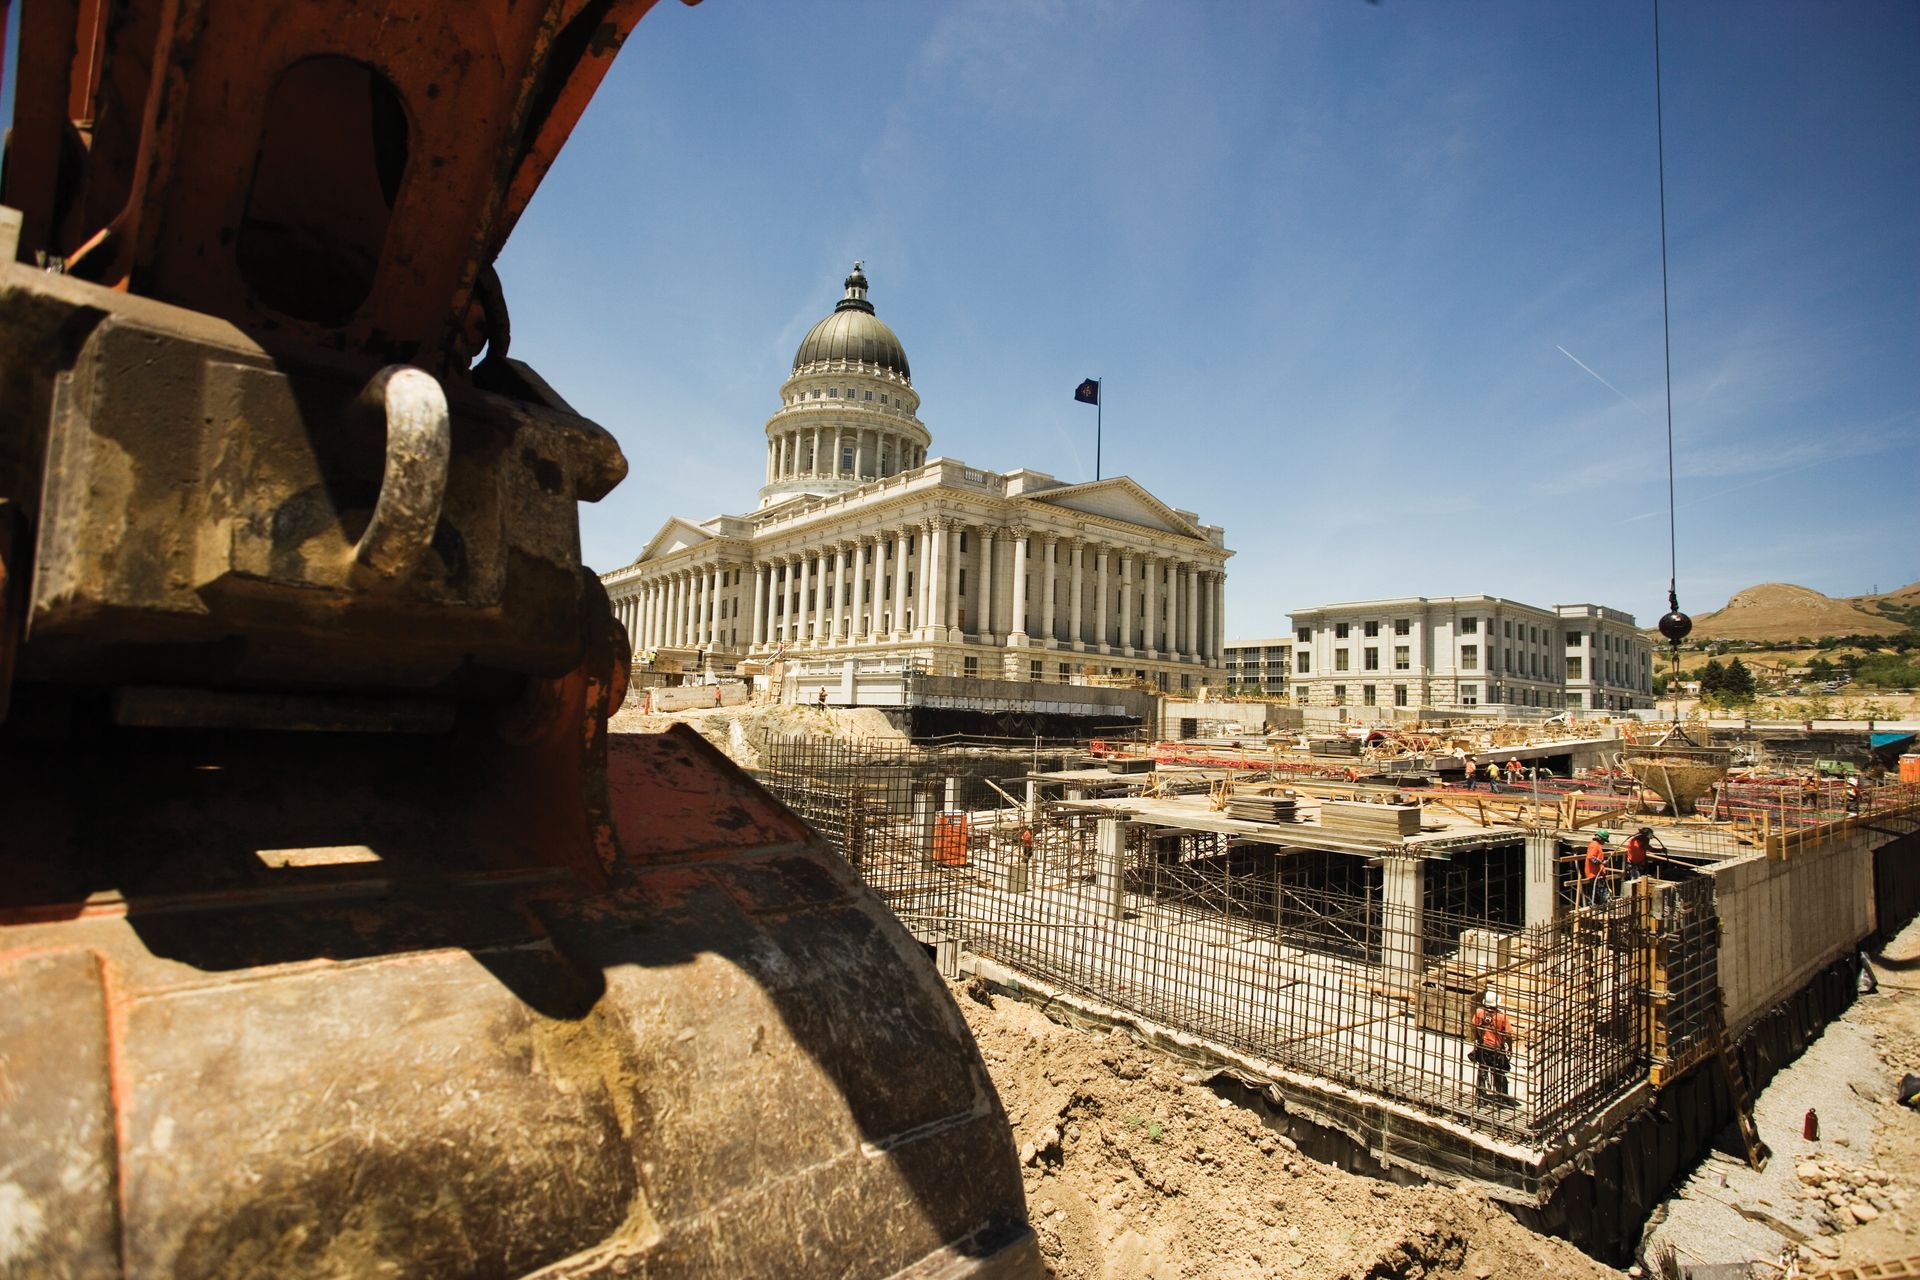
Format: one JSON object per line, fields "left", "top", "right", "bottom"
{"left": 759, "top": 735, "right": 1717, "bottom": 1143}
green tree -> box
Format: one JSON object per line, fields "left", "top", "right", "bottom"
{"left": 1806, "top": 657, "right": 1835, "bottom": 681}
{"left": 1699, "top": 658, "right": 1726, "bottom": 694}
{"left": 1723, "top": 658, "right": 1756, "bottom": 701}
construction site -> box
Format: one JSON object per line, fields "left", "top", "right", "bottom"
{"left": 756, "top": 717, "right": 1920, "bottom": 1264}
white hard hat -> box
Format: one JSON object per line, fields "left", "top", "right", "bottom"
{"left": 1483, "top": 990, "right": 1499, "bottom": 1009}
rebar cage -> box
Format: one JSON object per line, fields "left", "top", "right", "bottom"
{"left": 759, "top": 735, "right": 1713, "bottom": 1141}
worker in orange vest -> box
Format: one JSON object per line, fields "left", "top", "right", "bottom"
{"left": 1623, "top": 826, "right": 1664, "bottom": 884}
{"left": 1582, "top": 832, "right": 1612, "bottom": 908}
{"left": 1470, "top": 990, "right": 1514, "bottom": 1104}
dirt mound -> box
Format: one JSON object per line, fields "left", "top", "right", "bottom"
{"left": 955, "top": 979, "right": 1621, "bottom": 1279}
{"left": 1684, "top": 583, "right": 1904, "bottom": 643}
{"left": 606, "top": 698, "right": 904, "bottom": 769}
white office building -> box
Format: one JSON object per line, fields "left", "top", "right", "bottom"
{"left": 1287, "top": 596, "right": 1653, "bottom": 713}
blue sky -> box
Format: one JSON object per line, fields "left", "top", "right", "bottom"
{"left": 9, "top": 3, "right": 1915, "bottom": 637}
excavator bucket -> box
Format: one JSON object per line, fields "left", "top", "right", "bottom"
{"left": 0, "top": 1, "right": 1035, "bottom": 1274}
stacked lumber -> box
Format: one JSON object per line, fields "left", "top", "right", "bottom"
{"left": 1318, "top": 799, "right": 1421, "bottom": 839}
{"left": 1226, "top": 792, "right": 1298, "bottom": 823}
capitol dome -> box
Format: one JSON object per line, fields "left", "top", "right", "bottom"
{"left": 759, "top": 263, "right": 929, "bottom": 508}
{"left": 791, "top": 264, "right": 912, "bottom": 379}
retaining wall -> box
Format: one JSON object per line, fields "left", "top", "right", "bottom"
{"left": 1712, "top": 829, "right": 1876, "bottom": 1032}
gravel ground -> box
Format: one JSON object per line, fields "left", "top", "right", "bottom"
{"left": 1640, "top": 919, "right": 1920, "bottom": 1275}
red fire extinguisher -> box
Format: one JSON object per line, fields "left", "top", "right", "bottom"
{"left": 1803, "top": 1108, "right": 1819, "bottom": 1141}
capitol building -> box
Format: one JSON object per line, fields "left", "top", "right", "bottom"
{"left": 601, "top": 265, "right": 1231, "bottom": 693}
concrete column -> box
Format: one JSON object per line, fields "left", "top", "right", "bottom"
{"left": 1381, "top": 856, "right": 1426, "bottom": 983}
{"left": 977, "top": 529, "right": 996, "bottom": 642}
{"left": 832, "top": 428, "right": 844, "bottom": 478}
{"left": 664, "top": 575, "right": 679, "bottom": 646}
{"left": 696, "top": 571, "right": 711, "bottom": 649}
{"left": 1009, "top": 529, "right": 1030, "bottom": 644}
{"left": 828, "top": 544, "right": 847, "bottom": 644}
{"left": 893, "top": 527, "right": 912, "bottom": 637}
{"left": 1186, "top": 565, "right": 1201, "bottom": 660}
{"left": 706, "top": 567, "right": 721, "bottom": 645}
{"left": 1069, "top": 539, "right": 1085, "bottom": 651}
{"left": 1525, "top": 833, "right": 1557, "bottom": 926}
{"left": 928, "top": 519, "right": 949, "bottom": 635}
{"left": 915, "top": 786, "right": 936, "bottom": 864}
{"left": 853, "top": 433, "right": 867, "bottom": 480}
{"left": 1118, "top": 553, "right": 1135, "bottom": 655}
{"left": 1093, "top": 818, "right": 1128, "bottom": 921}
{"left": 1094, "top": 548, "right": 1110, "bottom": 653}
{"left": 1143, "top": 556, "right": 1159, "bottom": 656}
{"left": 1039, "top": 535, "right": 1057, "bottom": 645}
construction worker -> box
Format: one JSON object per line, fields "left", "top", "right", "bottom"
{"left": 1582, "top": 832, "right": 1611, "bottom": 908}
{"left": 1470, "top": 990, "right": 1514, "bottom": 1104}
{"left": 1623, "top": 826, "right": 1664, "bottom": 884}
{"left": 1505, "top": 758, "right": 1524, "bottom": 784}
{"left": 1845, "top": 772, "right": 1862, "bottom": 816}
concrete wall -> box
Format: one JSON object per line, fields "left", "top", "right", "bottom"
{"left": 1157, "top": 700, "right": 1300, "bottom": 737}
{"left": 646, "top": 682, "right": 751, "bottom": 712}
{"left": 1713, "top": 828, "right": 1876, "bottom": 1032}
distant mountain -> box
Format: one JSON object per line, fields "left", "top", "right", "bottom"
{"left": 1669, "top": 582, "right": 1918, "bottom": 643}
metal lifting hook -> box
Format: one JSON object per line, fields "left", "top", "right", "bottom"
{"left": 355, "top": 365, "right": 450, "bottom": 579}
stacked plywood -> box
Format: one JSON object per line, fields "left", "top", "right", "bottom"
{"left": 1226, "top": 792, "right": 1298, "bottom": 823}
{"left": 1318, "top": 799, "right": 1421, "bottom": 839}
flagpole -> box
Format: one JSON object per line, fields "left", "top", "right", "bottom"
{"left": 1095, "top": 376, "right": 1102, "bottom": 481}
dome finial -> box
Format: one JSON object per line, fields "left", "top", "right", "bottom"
{"left": 837, "top": 261, "right": 874, "bottom": 314}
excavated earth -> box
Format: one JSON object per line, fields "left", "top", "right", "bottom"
{"left": 951, "top": 979, "right": 1624, "bottom": 1280}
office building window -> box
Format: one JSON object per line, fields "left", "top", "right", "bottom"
{"left": 1461, "top": 617, "right": 1478, "bottom": 634}
{"left": 1394, "top": 685, "right": 1408, "bottom": 707}
{"left": 1364, "top": 621, "right": 1379, "bottom": 637}
{"left": 1363, "top": 684, "right": 1376, "bottom": 706}
{"left": 1394, "top": 645, "right": 1410, "bottom": 670}
{"left": 1335, "top": 649, "right": 1350, "bottom": 672}
{"left": 1460, "top": 645, "right": 1478, "bottom": 671}
{"left": 1332, "top": 685, "right": 1347, "bottom": 705}
{"left": 1461, "top": 684, "right": 1478, "bottom": 706}
{"left": 1335, "top": 622, "right": 1350, "bottom": 639}
{"left": 1395, "top": 618, "right": 1410, "bottom": 636}
{"left": 1297, "top": 652, "right": 1311, "bottom": 674}
{"left": 1363, "top": 647, "right": 1379, "bottom": 670}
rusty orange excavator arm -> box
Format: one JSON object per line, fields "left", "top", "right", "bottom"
{"left": 0, "top": 2, "right": 1037, "bottom": 1275}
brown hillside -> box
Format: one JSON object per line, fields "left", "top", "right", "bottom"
{"left": 1680, "top": 582, "right": 1908, "bottom": 642}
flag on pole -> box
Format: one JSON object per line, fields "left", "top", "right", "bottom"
{"left": 1073, "top": 378, "right": 1100, "bottom": 405}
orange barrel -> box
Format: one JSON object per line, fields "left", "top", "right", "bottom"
{"left": 1900, "top": 754, "right": 1920, "bottom": 784}
{"left": 932, "top": 811, "right": 969, "bottom": 865}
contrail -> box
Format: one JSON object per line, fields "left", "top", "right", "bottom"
{"left": 1556, "top": 345, "right": 1646, "bottom": 414}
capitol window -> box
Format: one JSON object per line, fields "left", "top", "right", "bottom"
{"left": 864, "top": 390, "right": 873, "bottom": 400}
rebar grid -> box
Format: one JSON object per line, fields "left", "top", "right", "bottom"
{"left": 759, "top": 736, "right": 1705, "bottom": 1142}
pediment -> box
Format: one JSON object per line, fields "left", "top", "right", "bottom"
{"left": 1020, "top": 477, "right": 1202, "bottom": 539}
{"left": 634, "top": 516, "right": 715, "bottom": 563}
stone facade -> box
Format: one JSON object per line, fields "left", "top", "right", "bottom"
{"left": 1287, "top": 595, "right": 1653, "bottom": 713}
{"left": 602, "top": 267, "right": 1231, "bottom": 691}
{"left": 1222, "top": 636, "right": 1292, "bottom": 697}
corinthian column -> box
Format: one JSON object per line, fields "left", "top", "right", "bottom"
{"left": 827, "top": 544, "right": 847, "bottom": 645}
{"left": 927, "top": 519, "right": 949, "bottom": 636}
{"left": 1068, "top": 540, "right": 1085, "bottom": 651}
{"left": 1039, "top": 535, "right": 1057, "bottom": 646}
{"left": 893, "top": 527, "right": 912, "bottom": 638}
{"left": 751, "top": 563, "right": 768, "bottom": 647}
{"left": 1009, "top": 528, "right": 1030, "bottom": 644}
{"left": 852, "top": 538, "right": 870, "bottom": 639}
{"left": 977, "top": 529, "right": 996, "bottom": 642}
{"left": 1094, "top": 547, "right": 1110, "bottom": 653}
{"left": 1186, "top": 564, "right": 1201, "bottom": 659}
{"left": 1118, "top": 552, "right": 1134, "bottom": 656}
{"left": 1142, "top": 556, "right": 1159, "bottom": 656}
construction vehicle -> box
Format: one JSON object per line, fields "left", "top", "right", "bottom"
{"left": 0, "top": 2, "right": 1034, "bottom": 1274}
